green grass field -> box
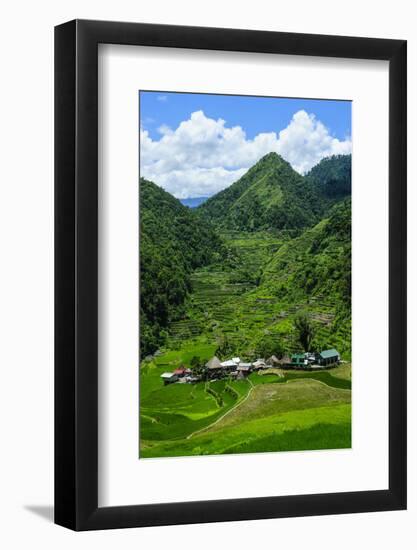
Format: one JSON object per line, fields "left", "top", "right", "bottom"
{"left": 140, "top": 231, "right": 351, "bottom": 458}
{"left": 140, "top": 341, "right": 351, "bottom": 458}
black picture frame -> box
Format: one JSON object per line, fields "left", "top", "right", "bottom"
{"left": 55, "top": 19, "right": 407, "bottom": 531}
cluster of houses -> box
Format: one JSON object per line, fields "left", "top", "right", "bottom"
{"left": 160, "top": 348, "right": 341, "bottom": 385}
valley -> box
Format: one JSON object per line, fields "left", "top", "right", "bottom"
{"left": 139, "top": 152, "right": 352, "bottom": 458}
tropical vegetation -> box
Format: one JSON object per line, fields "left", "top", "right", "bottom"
{"left": 139, "top": 152, "right": 352, "bottom": 457}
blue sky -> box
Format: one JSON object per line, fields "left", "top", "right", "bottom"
{"left": 140, "top": 91, "right": 351, "bottom": 142}
{"left": 139, "top": 91, "right": 351, "bottom": 199}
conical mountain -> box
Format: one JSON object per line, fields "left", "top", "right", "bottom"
{"left": 197, "top": 152, "right": 323, "bottom": 231}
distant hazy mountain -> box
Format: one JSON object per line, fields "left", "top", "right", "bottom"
{"left": 180, "top": 196, "right": 210, "bottom": 208}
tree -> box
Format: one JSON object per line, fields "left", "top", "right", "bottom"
{"left": 255, "top": 335, "right": 285, "bottom": 359}
{"left": 215, "top": 334, "right": 235, "bottom": 359}
{"left": 190, "top": 355, "right": 201, "bottom": 369}
{"left": 293, "top": 313, "right": 315, "bottom": 352}
{"left": 190, "top": 356, "right": 206, "bottom": 377}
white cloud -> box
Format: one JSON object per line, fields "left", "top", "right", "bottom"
{"left": 140, "top": 109, "right": 351, "bottom": 199}
{"left": 157, "top": 95, "right": 168, "bottom": 102}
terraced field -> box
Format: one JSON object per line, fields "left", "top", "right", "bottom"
{"left": 165, "top": 231, "right": 350, "bottom": 358}
{"left": 141, "top": 369, "right": 351, "bottom": 457}
{"left": 140, "top": 230, "right": 351, "bottom": 458}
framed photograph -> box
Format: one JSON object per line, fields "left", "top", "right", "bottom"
{"left": 55, "top": 20, "right": 406, "bottom": 530}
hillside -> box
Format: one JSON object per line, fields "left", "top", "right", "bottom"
{"left": 305, "top": 154, "right": 351, "bottom": 202}
{"left": 140, "top": 155, "right": 352, "bottom": 359}
{"left": 139, "top": 159, "right": 352, "bottom": 459}
{"left": 159, "top": 200, "right": 351, "bottom": 364}
{"left": 140, "top": 178, "right": 223, "bottom": 358}
{"left": 260, "top": 198, "right": 351, "bottom": 356}
{"left": 197, "top": 153, "right": 351, "bottom": 232}
{"left": 197, "top": 152, "right": 324, "bottom": 231}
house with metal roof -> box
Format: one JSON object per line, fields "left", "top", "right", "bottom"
{"left": 237, "top": 363, "right": 252, "bottom": 371}
{"left": 160, "top": 372, "right": 179, "bottom": 385}
{"left": 317, "top": 349, "right": 340, "bottom": 366}
{"left": 290, "top": 353, "right": 308, "bottom": 368}
{"left": 220, "top": 359, "right": 238, "bottom": 369}
{"left": 253, "top": 359, "right": 266, "bottom": 369}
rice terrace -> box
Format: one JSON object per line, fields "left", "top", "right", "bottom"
{"left": 139, "top": 92, "right": 352, "bottom": 459}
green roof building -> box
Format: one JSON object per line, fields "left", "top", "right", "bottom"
{"left": 318, "top": 349, "right": 340, "bottom": 366}
{"left": 291, "top": 353, "right": 307, "bottom": 367}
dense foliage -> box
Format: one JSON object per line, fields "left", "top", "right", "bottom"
{"left": 197, "top": 153, "right": 325, "bottom": 231}
{"left": 261, "top": 198, "right": 351, "bottom": 356}
{"left": 140, "top": 153, "right": 352, "bottom": 359}
{"left": 198, "top": 152, "right": 351, "bottom": 232}
{"left": 293, "top": 312, "right": 315, "bottom": 352}
{"left": 305, "top": 154, "right": 351, "bottom": 201}
{"left": 264, "top": 198, "right": 351, "bottom": 305}
{"left": 139, "top": 153, "right": 352, "bottom": 459}
{"left": 140, "top": 178, "right": 223, "bottom": 357}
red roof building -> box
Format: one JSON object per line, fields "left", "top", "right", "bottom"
{"left": 174, "top": 368, "right": 186, "bottom": 376}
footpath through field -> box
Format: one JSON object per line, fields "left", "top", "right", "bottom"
{"left": 186, "top": 378, "right": 255, "bottom": 440}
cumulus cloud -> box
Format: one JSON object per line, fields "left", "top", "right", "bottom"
{"left": 140, "top": 109, "right": 351, "bottom": 199}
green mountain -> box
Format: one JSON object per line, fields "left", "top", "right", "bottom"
{"left": 140, "top": 154, "right": 352, "bottom": 359}
{"left": 260, "top": 197, "right": 351, "bottom": 357}
{"left": 197, "top": 153, "right": 351, "bottom": 232}
{"left": 140, "top": 178, "right": 223, "bottom": 358}
{"left": 305, "top": 154, "right": 351, "bottom": 202}
{"left": 139, "top": 154, "right": 352, "bottom": 460}
{"left": 197, "top": 152, "right": 323, "bottom": 231}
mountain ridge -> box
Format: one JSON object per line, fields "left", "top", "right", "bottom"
{"left": 140, "top": 178, "right": 223, "bottom": 357}
{"left": 196, "top": 152, "right": 350, "bottom": 232}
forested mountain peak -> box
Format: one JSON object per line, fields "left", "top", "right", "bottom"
{"left": 197, "top": 152, "right": 321, "bottom": 231}
{"left": 197, "top": 153, "right": 351, "bottom": 232}
{"left": 305, "top": 154, "right": 351, "bottom": 201}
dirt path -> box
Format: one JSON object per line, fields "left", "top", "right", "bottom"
{"left": 186, "top": 378, "right": 254, "bottom": 440}
{"left": 185, "top": 375, "right": 350, "bottom": 440}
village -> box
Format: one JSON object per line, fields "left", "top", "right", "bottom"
{"left": 160, "top": 348, "right": 341, "bottom": 385}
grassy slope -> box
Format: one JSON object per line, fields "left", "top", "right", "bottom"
{"left": 141, "top": 377, "right": 351, "bottom": 457}
{"left": 140, "top": 219, "right": 351, "bottom": 457}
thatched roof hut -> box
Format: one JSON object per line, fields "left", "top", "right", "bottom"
{"left": 266, "top": 354, "right": 291, "bottom": 366}
{"left": 205, "top": 356, "right": 222, "bottom": 370}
